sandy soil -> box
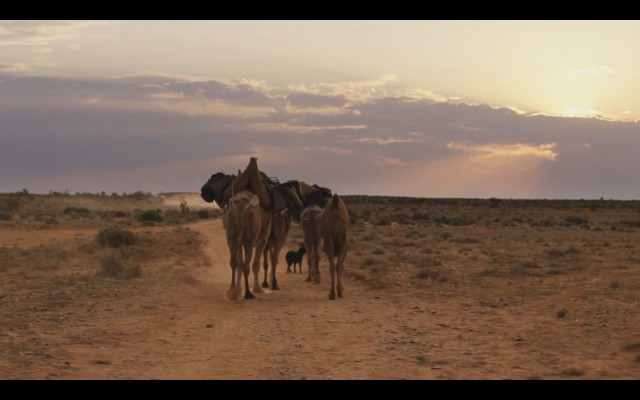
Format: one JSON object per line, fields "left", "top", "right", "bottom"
{"left": 1, "top": 219, "right": 640, "bottom": 380}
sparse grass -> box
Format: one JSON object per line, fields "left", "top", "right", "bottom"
{"left": 479, "top": 267, "right": 503, "bottom": 277}
{"left": 510, "top": 262, "right": 542, "bottom": 277}
{"left": 99, "top": 255, "right": 124, "bottom": 277}
{"left": 362, "top": 257, "right": 377, "bottom": 267}
{"left": 63, "top": 206, "right": 91, "bottom": 217}
{"left": 373, "top": 218, "right": 390, "bottom": 226}
{"left": 559, "top": 368, "right": 585, "bottom": 377}
{"left": 433, "top": 230, "right": 452, "bottom": 241}
{"left": 415, "top": 267, "right": 447, "bottom": 282}
{"left": 417, "top": 255, "right": 442, "bottom": 268}
{"left": 546, "top": 248, "right": 565, "bottom": 259}
{"left": 565, "top": 216, "right": 589, "bottom": 226}
{"left": 452, "top": 236, "right": 482, "bottom": 244}
{"left": 173, "top": 269, "right": 198, "bottom": 285}
{"left": 623, "top": 341, "right": 640, "bottom": 351}
{"left": 96, "top": 227, "right": 136, "bottom": 248}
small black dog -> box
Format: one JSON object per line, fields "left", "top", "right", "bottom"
{"left": 285, "top": 246, "right": 306, "bottom": 273}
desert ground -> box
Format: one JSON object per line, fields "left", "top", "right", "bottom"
{"left": 1, "top": 192, "right": 640, "bottom": 380}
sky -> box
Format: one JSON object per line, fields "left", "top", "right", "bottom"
{"left": 2, "top": 20, "right": 640, "bottom": 199}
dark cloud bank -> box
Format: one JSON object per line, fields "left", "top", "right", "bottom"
{"left": 1, "top": 74, "right": 639, "bottom": 199}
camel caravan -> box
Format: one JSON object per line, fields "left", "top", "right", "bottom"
{"left": 200, "top": 157, "right": 350, "bottom": 301}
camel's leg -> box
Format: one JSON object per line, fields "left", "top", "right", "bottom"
{"left": 252, "top": 243, "right": 266, "bottom": 294}
{"left": 336, "top": 247, "right": 347, "bottom": 298}
{"left": 326, "top": 245, "right": 336, "bottom": 300}
{"left": 313, "top": 244, "right": 321, "bottom": 284}
{"left": 242, "top": 245, "right": 255, "bottom": 300}
{"left": 261, "top": 243, "right": 270, "bottom": 288}
{"left": 227, "top": 248, "right": 240, "bottom": 301}
{"left": 305, "top": 251, "right": 314, "bottom": 282}
{"left": 270, "top": 245, "right": 280, "bottom": 291}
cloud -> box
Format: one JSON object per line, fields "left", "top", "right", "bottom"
{"left": 0, "top": 62, "right": 26, "bottom": 72}
{"left": 2, "top": 73, "right": 640, "bottom": 199}
{"left": 353, "top": 136, "right": 417, "bottom": 145}
{"left": 447, "top": 142, "right": 558, "bottom": 161}
{"left": 374, "top": 156, "right": 408, "bottom": 167}
{"left": 288, "top": 74, "right": 398, "bottom": 103}
{"left": 33, "top": 61, "right": 58, "bottom": 68}
{"left": 31, "top": 47, "right": 52, "bottom": 54}
{"left": 0, "top": 20, "right": 106, "bottom": 46}
{"left": 568, "top": 66, "right": 616, "bottom": 75}
{"left": 286, "top": 92, "right": 347, "bottom": 109}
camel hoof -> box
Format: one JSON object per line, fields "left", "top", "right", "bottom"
{"left": 253, "top": 286, "right": 263, "bottom": 294}
{"left": 261, "top": 281, "right": 269, "bottom": 288}
{"left": 271, "top": 282, "right": 280, "bottom": 291}
{"left": 244, "top": 291, "right": 256, "bottom": 300}
{"left": 328, "top": 293, "right": 336, "bottom": 300}
{"left": 305, "top": 277, "right": 312, "bottom": 282}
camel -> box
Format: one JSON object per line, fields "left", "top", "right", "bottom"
{"left": 261, "top": 183, "right": 304, "bottom": 290}
{"left": 201, "top": 159, "right": 303, "bottom": 298}
{"left": 200, "top": 172, "right": 235, "bottom": 209}
{"left": 294, "top": 182, "right": 333, "bottom": 284}
{"left": 261, "top": 211, "right": 290, "bottom": 290}
{"left": 321, "top": 193, "right": 350, "bottom": 300}
{"left": 301, "top": 204, "right": 323, "bottom": 283}
{"left": 224, "top": 190, "right": 271, "bottom": 300}
{"left": 200, "top": 158, "right": 274, "bottom": 300}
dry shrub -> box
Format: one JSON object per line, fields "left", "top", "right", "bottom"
{"left": 100, "top": 255, "right": 124, "bottom": 277}
{"left": 415, "top": 267, "right": 447, "bottom": 282}
{"left": 96, "top": 227, "right": 136, "bottom": 248}
{"left": 99, "top": 255, "right": 142, "bottom": 279}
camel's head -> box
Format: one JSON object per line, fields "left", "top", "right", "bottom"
{"left": 308, "top": 184, "right": 333, "bottom": 208}
{"left": 201, "top": 172, "right": 234, "bottom": 207}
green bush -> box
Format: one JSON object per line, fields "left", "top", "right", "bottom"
{"left": 63, "top": 206, "right": 91, "bottom": 216}
{"left": 137, "top": 209, "right": 163, "bottom": 223}
{"left": 565, "top": 215, "right": 588, "bottom": 226}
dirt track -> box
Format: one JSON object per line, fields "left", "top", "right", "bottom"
{"left": 2, "top": 219, "right": 640, "bottom": 379}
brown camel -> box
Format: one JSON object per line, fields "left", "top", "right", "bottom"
{"left": 296, "top": 182, "right": 333, "bottom": 283}
{"left": 224, "top": 190, "right": 272, "bottom": 300}
{"left": 301, "top": 204, "right": 323, "bottom": 284}
{"left": 200, "top": 172, "right": 235, "bottom": 208}
{"left": 200, "top": 157, "right": 274, "bottom": 300}
{"left": 275, "top": 180, "right": 329, "bottom": 284}
{"left": 261, "top": 183, "right": 304, "bottom": 290}
{"left": 321, "top": 193, "right": 350, "bottom": 300}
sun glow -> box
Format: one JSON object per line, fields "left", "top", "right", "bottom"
{"left": 563, "top": 105, "right": 599, "bottom": 118}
